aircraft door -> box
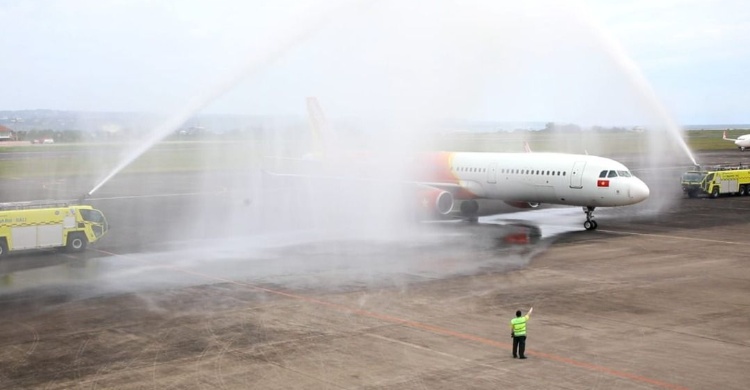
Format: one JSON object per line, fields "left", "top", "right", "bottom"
{"left": 487, "top": 162, "right": 497, "bottom": 184}
{"left": 570, "top": 161, "right": 586, "bottom": 189}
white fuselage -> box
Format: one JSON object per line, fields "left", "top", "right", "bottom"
{"left": 448, "top": 152, "right": 649, "bottom": 207}
{"left": 733, "top": 135, "right": 750, "bottom": 149}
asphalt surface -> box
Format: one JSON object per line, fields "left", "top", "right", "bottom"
{"left": 1, "top": 149, "right": 749, "bottom": 389}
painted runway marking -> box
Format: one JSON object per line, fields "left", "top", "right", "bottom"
{"left": 365, "top": 333, "right": 516, "bottom": 375}
{"left": 22, "top": 188, "right": 230, "bottom": 204}
{"left": 87, "top": 188, "right": 228, "bottom": 201}
{"left": 598, "top": 229, "right": 743, "bottom": 246}
{"left": 93, "top": 248, "right": 698, "bottom": 390}
{"left": 630, "top": 166, "right": 694, "bottom": 172}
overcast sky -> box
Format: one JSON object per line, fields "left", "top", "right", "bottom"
{"left": 0, "top": 0, "right": 748, "bottom": 125}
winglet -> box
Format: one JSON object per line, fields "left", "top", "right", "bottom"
{"left": 306, "top": 97, "right": 336, "bottom": 157}
{"left": 723, "top": 130, "right": 737, "bottom": 141}
{"left": 523, "top": 141, "right": 532, "bottom": 153}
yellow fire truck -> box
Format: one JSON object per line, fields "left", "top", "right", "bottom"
{"left": 0, "top": 201, "right": 108, "bottom": 258}
{"left": 681, "top": 165, "right": 750, "bottom": 198}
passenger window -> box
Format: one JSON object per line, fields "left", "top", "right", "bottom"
{"left": 608, "top": 170, "right": 618, "bottom": 178}
{"left": 599, "top": 170, "right": 608, "bottom": 178}
{"left": 563, "top": 172, "right": 566, "bottom": 176}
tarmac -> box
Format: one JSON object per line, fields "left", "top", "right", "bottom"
{"left": 1, "top": 149, "right": 749, "bottom": 389}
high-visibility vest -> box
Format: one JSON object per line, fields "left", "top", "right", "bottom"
{"left": 511, "top": 316, "right": 529, "bottom": 336}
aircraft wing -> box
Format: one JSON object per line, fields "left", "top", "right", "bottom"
{"left": 262, "top": 169, "right": 464, "bottom": 194}
{"left": 723, "top": 131, "right": 738, "bottom": 141}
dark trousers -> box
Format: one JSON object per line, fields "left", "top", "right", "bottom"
{"left": 512, "top": 335, "right": 526, "bottom": 358}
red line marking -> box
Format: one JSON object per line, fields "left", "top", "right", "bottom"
{"left": 94, "top": 248, "right": 697, "bottom": 390}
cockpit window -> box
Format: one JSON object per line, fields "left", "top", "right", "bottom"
{"left": 599, "top": 170, "right": 608, "bottom": 178}
{"left": 80, "top": 209, "right": 103, "bottom": 223}
{"left": 617, "top": 171, "right": 632, "bottom": 177}
{"left": 607, "top": 170, "right": 618, "bottom": 178}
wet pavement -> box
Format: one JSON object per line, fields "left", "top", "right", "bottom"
{"left": 1, "top": 150, "right": 749, "bottom": 389}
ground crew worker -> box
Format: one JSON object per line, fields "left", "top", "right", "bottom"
{"left": 511, "top": 307, "right": 533, "bottom": 359}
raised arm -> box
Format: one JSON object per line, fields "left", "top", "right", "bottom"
{"left": 527, "top": 307, "right": 533, "bottom": 317}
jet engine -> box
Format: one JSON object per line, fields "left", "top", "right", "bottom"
{"left": 417, "top": 188, "right": 454, "bottom": 215}
{"left": 504, "top": 201, "right": 540, "bottom": 209}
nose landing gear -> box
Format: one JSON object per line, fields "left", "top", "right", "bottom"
{"left": 583, "top": 206, "right": 598, "bottom": 230}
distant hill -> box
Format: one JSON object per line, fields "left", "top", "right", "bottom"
{"left": 0, "top": 109, "right": 746, "bottom": 134}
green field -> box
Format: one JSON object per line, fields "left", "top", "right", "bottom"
{"left": 0, "top": 141, "right": 262, "bottom": 179}
{"left": 0, "top": 130, "right": 746, "bottom": 179}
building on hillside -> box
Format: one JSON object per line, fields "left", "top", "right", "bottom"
{"left": 0, "top": 125, "right": 14, "bottom": 141}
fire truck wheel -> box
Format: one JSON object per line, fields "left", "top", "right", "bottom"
{"left": 740, "top": 186, "right": 747, "bottom": 196}
{"left": 711, "top": 187, "right": 720, "bottom": 198}
{"left": 0, "top": 239, "right": 7, "bottom": 259}
{"left": 66, "top": 233, "right": 88, "bottom": 252}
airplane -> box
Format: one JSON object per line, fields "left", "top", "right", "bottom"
{"left": 723, "top": 130, "right": 750, "bottom": 151}
{"left": 266, "top": 98, "right": 650, "bottom": 231}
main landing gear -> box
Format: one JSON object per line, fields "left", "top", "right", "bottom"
{"left": 583, "top": 206, "right": 598, "bottom": 230}
{"left": 461, "top": 200, "right": 479, "bottom": 223}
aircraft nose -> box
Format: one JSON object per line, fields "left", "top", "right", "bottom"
{"left": 630, "top": 179, "right": 650, "bottom": 203}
